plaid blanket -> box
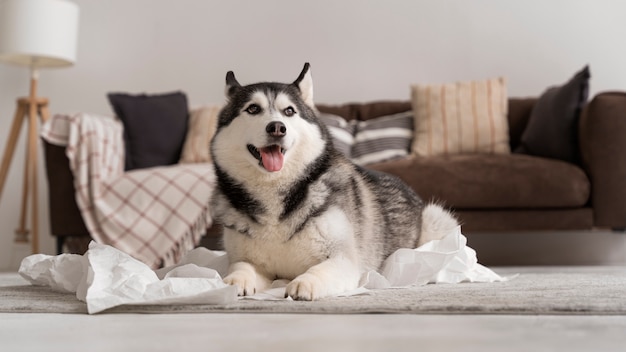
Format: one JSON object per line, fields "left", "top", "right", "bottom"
{"left": 41, "top": 113, "right": 216, "bottom": 268}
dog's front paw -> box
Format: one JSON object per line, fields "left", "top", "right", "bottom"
{"left": 285, "top": 273, "right": 324, "bottom": 301}
{"left": 224, "top": 270, "right": 257, "bottom": 296}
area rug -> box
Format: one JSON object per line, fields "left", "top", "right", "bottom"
{"left": 1, "top": 267, "right": 625, "bottom": 315}
{"left": 16, "top": 234, "right": 508, "bottom": 314}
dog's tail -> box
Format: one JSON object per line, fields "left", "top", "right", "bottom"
{"left": 417, "top": 203, "right": 459, "bottom": 247}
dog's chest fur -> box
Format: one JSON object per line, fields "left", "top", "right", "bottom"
{"left": 212, "top": 161, "right": 334, "bottom": 235}
{"left": 212, "top": 168, "right": 355, "bottom": 279}
{"left": 215, "top": 183, "right": 338, "bottom": 279}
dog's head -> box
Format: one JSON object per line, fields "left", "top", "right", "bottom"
{"left": 211, "top": 63, "right": 329, "bottom": 181}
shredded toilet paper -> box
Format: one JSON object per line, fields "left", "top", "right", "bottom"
{"left": 19, "top": 226, "right": 507, "bottom": 314}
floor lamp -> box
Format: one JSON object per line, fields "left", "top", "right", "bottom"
{"left": 0, "top": 0, "right": 79, "bottom": 253}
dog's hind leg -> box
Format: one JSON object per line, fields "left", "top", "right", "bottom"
{"left": 416, "top": 203, "right": 459, "bottom": 247}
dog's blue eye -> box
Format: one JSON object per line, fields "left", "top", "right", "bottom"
{"left": 284, "top": 107, "right": 296, "bottom": 117}
{"left": 245, "top": 104, "right": 261, "bottom": 115}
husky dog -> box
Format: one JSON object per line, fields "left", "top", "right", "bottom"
{"left": 210, "top": 63, "right": 458, "bottom": 300}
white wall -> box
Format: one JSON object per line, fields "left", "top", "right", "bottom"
{"left": 1, "top": 0, "right": 625, "bottom": 269}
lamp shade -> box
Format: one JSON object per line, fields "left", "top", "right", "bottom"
{"left": 0, "top": 0, "right": 79, "bottom": 68}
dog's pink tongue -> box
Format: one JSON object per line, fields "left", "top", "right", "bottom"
{"left": 260, "top": 146, "right": 284, "bottom": 172}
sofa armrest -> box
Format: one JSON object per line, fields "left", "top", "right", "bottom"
{"left": 579, "top": 92, "right": 626, "bottom": 229}
{"left": 43, "top": 139, "right": 90, "bottom": 237}
{"left": 41, "top": 113, "right": 125, "bottom": 237}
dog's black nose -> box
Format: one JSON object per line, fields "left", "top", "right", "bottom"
{"left": 266, "top": 121, "right": 287, "bottom": 137}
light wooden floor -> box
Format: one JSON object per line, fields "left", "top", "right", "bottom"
{"left": 2, "top": 230, "right": 625, "bottom": 351}
{"left": 1, "top": 313, "right": 626, "bottom": 352}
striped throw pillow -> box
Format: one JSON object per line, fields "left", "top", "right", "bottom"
{"left": 352, "top": 111, "right": 413, "bottom": 165}
{"left": 411, "top": 77, "right": 510, "bottom": 157}
{"left": 319, "top": 113, "right": 356, "bottom": 158}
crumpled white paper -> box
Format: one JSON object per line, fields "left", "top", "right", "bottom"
{"left": 373, "top": 226, "right": 504, "bottom": 287}
{"left": 20, "top": 243, "right": 237, "bottom": 314}
{"left": 19, "top": 226, "right": 508, "bottom": 314}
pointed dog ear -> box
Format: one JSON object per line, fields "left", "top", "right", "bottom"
{"left": 293, "top": 63, "right": 314, "bottom": 107}
{"left": 225, "top": 71, "right": 241, "bottom": 97}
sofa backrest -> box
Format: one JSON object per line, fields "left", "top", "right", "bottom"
{"left": 316, "top": 98, "right": 538, "bottom": 151}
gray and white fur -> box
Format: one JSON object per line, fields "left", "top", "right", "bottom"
{"left": 210, "top": 63, "right": 458, "bottom": 300}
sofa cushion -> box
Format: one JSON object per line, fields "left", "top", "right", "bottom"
{"left": 368, "top": 154, "right": 590, "bottom": 209}
{"left": 317, "top": 101, "right": 412, "bottom": 122}
{"left": 516, "top": 65, "right": 590, "bottom": 163}
{"left": 318, "top": 98, "right": 538, "bottom": 151}
{"left": 410, "top": 77, "right": 510, "bottom": 157}
{"left": 507, "top": 97, "right": 537, "bottom": 150}
{"left": 353, "top": 101, "right": 412, "bottom": 121}
{"left": 318, "top": 113, "right": 355, "bottom": 158}
{"left": 319, "top": 111, "right": 414, "bottom": 165}
{"left": 179, "top": 105, "right": 220, "bottom": 164}
{"left": 352, "top": 111, "right": 413, "bottom": 165}
{"left": 108, "top": 91, "right": 189, "bottom": 170}
{"left": 316, "top": 104, "right": 358, "bottom": 121}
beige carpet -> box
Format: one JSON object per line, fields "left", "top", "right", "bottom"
{"left": 1, "top": 267, "right": 625, "bottom": 315}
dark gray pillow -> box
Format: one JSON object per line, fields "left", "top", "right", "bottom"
{"left": 108, "top": 91, "right": 189, "bottom": 170}
{"left": 515, "top": 66, "right": 590, "bottom": 163}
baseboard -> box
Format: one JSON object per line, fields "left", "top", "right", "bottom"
{"left": 465, "top": 229, "right": 626, "bottom": 266}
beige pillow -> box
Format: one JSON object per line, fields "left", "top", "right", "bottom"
{"left": 411, "top": 77, "right": 509, "bottom": 157}
{"left": 179, "top": 105, "right": 221, "bottom": 163}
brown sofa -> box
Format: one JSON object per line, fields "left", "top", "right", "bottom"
{"left": 317, "top": 92, "right": 626, "bottom": 232}
{"left": 44, "top": 92, "right": 626, "bottom": 255}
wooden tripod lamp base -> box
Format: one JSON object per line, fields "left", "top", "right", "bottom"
{"left": 0, "top": 0, "right": 80, "bottom": 254}
{"left": 0, "top": 82, "right": 50, "bottom": 254}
